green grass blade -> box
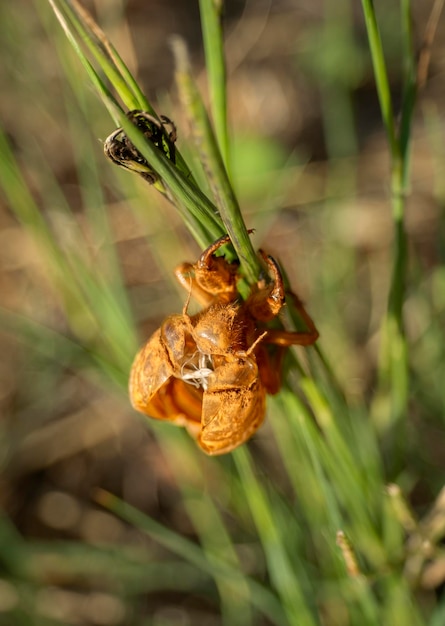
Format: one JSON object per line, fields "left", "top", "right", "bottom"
{"left": 233, "top": 447, "right": 317, "bottom": 626}
{"left": 49, "top": 0, "right": 140, "bottom": 112}
{"left": 118, "top": 114, "right": 224, "bottom": 240}
{"left": 199, "top": 0, "right": 229, "bottom": 171}
{"left": 48, "top": 0, "right": 262, "bottom": 274}
{"left": 96, "top": 489, "right": 287, "bottom": 625}
{"left": 0, "top": 123, "right": 137, "bottom": 379}
{"left": 359, "top": 0, "right": 398, "bottom": 161}
{"left": 399, "top": 0, "right": 417, "bottom": 168}
{"left": 155, "top": 434, "right": 253, "bottom": 626}
{"left": 360, "top": 0, "right": 411, "bottom": 434}
{"left": 0, "top": 127, "right": 89, "bottom": 321}
{"left": 47, "top": 3, "right": 224, "bottom": 246}
{"left": 68, "top": 0, "right": 153, "bottom": 113}
{"left": 172, "top": 37, "right": 261, "bottom": 283}
{"left": 49, "top": 0, "right": 196, "bottom": 191}
{"left": 0, "top": 308, "right": 127, "bottom": 389}
{"left": 47, "top": 0, "right": 124, "bottom": 118}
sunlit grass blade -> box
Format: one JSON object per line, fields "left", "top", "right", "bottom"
{"left": 360, "top": 0, "right": 411, "bottom": 434}
{"left": 269, "top": 388, "right": 428, "bottom": 625}
{"left": 0, "top": 124, "right": 137, "bottom": 377}
{"left": 199, "top": 0, "right": 229, "bottom": 172}
{"left": 299, "top": 380, "right": 386, "bottom": 557}
{"left": 49, "top": 0, "right": 141, "bottom": 112}
{"left": 25, "top": 120, "right": 136, "bottom": 336}
{"left": 0, "top": 519, "right": 209, "bottom": 595}
{"left": 48, "top": 3, "right": 224, "bottom": 246}
{"left": 172, "top": 36, "right": 260, "bottom": 283}
{"left": 272, "top": 387, "right": 384, "bottom": 566}
{"left": 0, "top": 308, "right": 127, "bottom": 389}
{"left": 67, "top": 0, "right": 152, "bottom": 112}
{"left": 48, "top": 0, "right": 195, "bottom": 184}
{"left": 95, "top": 489, "right": 287, "bottom": 625}
{"left": 0, "top": 127, "right": 89, "bottom": 321}
{"left": 154, "top": 433, "right": 253, "bottom": 626}
{"left": 359, "top": 0, "right": 398, "bottom": 159}
{"left": 233, "top": 446, "right": 317, "bottom": 626}
{"left": 117, "top": 111, "right": 225, "bottom": 235}
{"left": 0, "top": 516, "right": 213, "bottom": 623}
{"left": 49, "top": 3, "right": 223, "bottom": 241}
{"left": 48, "top": 0, "right": 262, "bottom": 277}
{"left": 269, "top": 390, "right": 343, "bottom": 535}
{"left": 47, "top": 0, "right": 124, "bottom": 117}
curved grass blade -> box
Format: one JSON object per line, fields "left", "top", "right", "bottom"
{"left": 199, "top": 0, "right": 229, "bottom": 171}
{"left": 95, "top": 489, "right": 287, "bottom": 625}
{"left": 171, "top": 37, "right": 261, "bottom": 284}
{"left": 233, "top": 446, "right": 317, "bottom": 626}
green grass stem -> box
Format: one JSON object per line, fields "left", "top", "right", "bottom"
{"left": 233, "top": 446, "right": 317, "bottom": 626}
{"left": 171, "top": 36, "right": 261, "bottom": 283}
{"left": 96, "top": 489, "right": 287, "bottom": 625}
{"left": 199, "top": 0, "right": 230, "bottom": 172}
{"left": 360, "top": 0, "right": 415, "bottom": 433}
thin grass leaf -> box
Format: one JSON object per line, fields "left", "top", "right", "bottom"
{"left": 117, "top": 111, "right": 226, "bottom": 242}
{"left": 171, "top": 36, "right": 261, "bottom": 283}
{"left": 95, "top": 489, "right": 287, "bottom": 625}
{"left": 359, "top": 0, "right": 398, "bottom": 161}
{"left": 50, "top": 0, "right": 141, "bottom": 112}
{"left": 270, "top": 390, "right": 343, "bottom": 535}
{"left": 48, "top": 0, "right": 262, "bottom": 278}
{"left": 360, "top": 0, "right": 411, "bottom": 433}
{"left": 399, "top": 0, "right": 417, "bottom": 167}
{"left": 0, "top": 308, "right": 128, "bottom": 390}
{"left": 69, "top": 0, "right": 152, "bottom": 113}
{"left": 0, "top": 127, "right": 93, "bottom": 323}
{"left": 198, "top": 0, "right": 230, "bottom": 172}
{"left": 0, "top": 122, "right": 138, "bottom": 378}
{"left": 48, "top": 3, "right": 222, "bottom": 246}
{"left": 49, "top": 0, "right": 199, "bottom": 187}
{"left": 47, "top": 0, "right": 123, "bottom": 119}
{"left": 233, "top": 446, "right": 318, "bottom": 626}
{"left": 155, "top": 433, "right": 253, "bottom": 626}
{"left": 24, "top": 540, "right": 211, "bottom": 595}
{"left": 300, "top": 380, "right": 386, "bottom": 558}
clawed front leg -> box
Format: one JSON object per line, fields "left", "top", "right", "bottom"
{"left": 255, "top": 289, "right": 319, "bottom": 395}
{"left": 174, "top": 262, "right": 216, "bottom": 308}
{"left": 174, "top": 235, "right": 240, "bottom": 307}
{"left": 265, "top": 291, "right": 319, "bottom": 347}
{"left": 245, "top": 251, "right": 286, "bottom": 322}
{"left": 195, "top": 235, "right": 239, "bottom": 304}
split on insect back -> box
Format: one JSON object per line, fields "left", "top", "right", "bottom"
{"left": 104, "top": 110, "right": 319, "bottom": 455}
